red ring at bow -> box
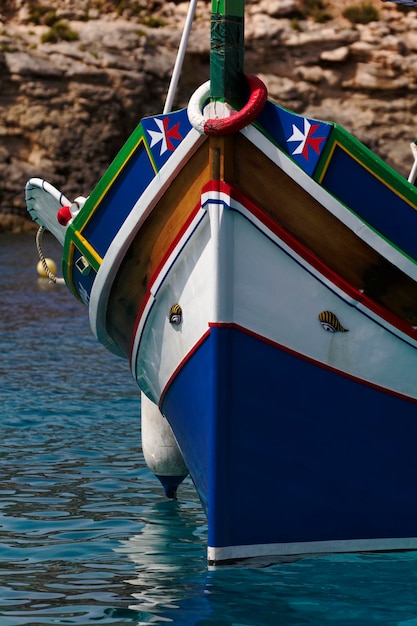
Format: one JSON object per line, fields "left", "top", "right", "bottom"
{"left": 203, "top": 75, "right": 268, "bottom": 136}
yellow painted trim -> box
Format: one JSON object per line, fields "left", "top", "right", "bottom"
{"left": 72, "top": 231, "right": 103, "bottom": 267}
{"left": 317, "top": 140, "right": 337, "bottom": 184}
{"left": 66, "top": 235, "right": 102, "bottom": 300}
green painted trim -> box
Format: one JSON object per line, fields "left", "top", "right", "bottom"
{"left": 72, "top": 123, "right": 150, "bottom": 234}
{"left": 62, "top": 241, "right": 80, "bottom": 300}
{"left": 62, "top": 121, "right": 151, "bottom": 274}
{"left": 70, "top": 235, "right": 101, "bottom": 271}
{"left": 63, "top": 210, "right": 104, "bottom": 273}
{"left": 62, "top": 235, "right": 101, "bottom": 300}
{"left": 210, "top": 2, "right": 245, "bottom": 102}
{"left": 212, "top": 0, "right": 244, "bottom": 16}
{"left": 62, "top": 119, "right": 158, "bottom": 296}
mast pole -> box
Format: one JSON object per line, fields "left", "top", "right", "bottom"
{"left": 210, "top": 0, "right": 245, "bottom": 103}
{"left": 164, "top": 0, "right": 199, "bottom": 114}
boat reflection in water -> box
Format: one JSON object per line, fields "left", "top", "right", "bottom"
{"left": 113, "top": 498, "right": 209, "bottom": 624}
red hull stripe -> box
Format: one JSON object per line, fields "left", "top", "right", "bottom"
{"left": 160, "top": 322, "right": 417, "bottom": 407}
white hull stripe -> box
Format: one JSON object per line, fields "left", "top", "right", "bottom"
{"left": 208, "top": 536, "right": 417, "bottom": 563}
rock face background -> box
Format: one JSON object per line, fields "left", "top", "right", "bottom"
{"left": 1, "top": 0, "right": 417, "bottom": 227}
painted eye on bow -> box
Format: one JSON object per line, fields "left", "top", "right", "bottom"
{"left": 318, "top": 311, "right": 348, "bottom": 333}
{"left": 169, "top": 304, "right": 182, "bottom": 325}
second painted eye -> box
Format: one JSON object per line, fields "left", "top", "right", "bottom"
{"left": 318, "top": 311, "right": 348, "bottom": 333}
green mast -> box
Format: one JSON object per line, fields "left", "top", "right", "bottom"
{"left": 210, "top": 0, "right": 245, "bottom": 103}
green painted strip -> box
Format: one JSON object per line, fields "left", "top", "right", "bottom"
{"left": 62, "top": 122, "right": 148, "bottom": 274}
{"left": 212, "top": 0, "right": 244, "bottom": 16}
{"left": 72, "top": 123, "right": 148, "bottom": 234}
{"left": 210, "top": 1, "right": 245, "bottom": 101}
{"left": 62, "top": 230, "right": 101, "bottom": 300}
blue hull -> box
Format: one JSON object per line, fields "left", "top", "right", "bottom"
{"left": 162, "top": 324, "right": 417, "bottom": 562}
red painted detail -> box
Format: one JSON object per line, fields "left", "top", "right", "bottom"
{"left": 207, "top": 322, "right": 417, "bottom": 404}
{"left": 201, "top": 180, "right": 234, "bottom": 197}
{"left": 57, "top": 205, "right": 72, "bottom": 226}
{"left": 163, "top": 117, "right": 183, "bottom": 151}
{"left": 160, "top": 319, "right": 417, "bottom": 407}
{"left": 304, "top": 123, "right": 326, "bottom": 158}
{"left": 203, "top": 75, "right": 268, "bottom": 136}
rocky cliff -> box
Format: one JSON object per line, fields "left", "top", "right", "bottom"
{"left": 1, "top": 0, "right": 417, "bottom": 229}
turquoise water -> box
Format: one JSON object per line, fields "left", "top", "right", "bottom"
{"left": 2, "top": 233, "right": 417, "bottom": 625}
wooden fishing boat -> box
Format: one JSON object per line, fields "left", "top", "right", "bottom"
{"left": 26, "top": 0, "right": 417, "bottom": 565}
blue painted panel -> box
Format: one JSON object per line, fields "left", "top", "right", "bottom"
{"left": 257, "top": 101, "right": 332, "bottom": 176}
{"left": 82, "top": 109, "right": 193, "bottom": 258}
{"left": 162, "top": 326, "right": 417, "bottom": 551}
{"left": 82, "top": 142, "right": 155, "bottom": 257}
{"left": 322, "top": 145, "right": 417, "bottom": 260}
{"left": 141, "top": 108, "right": 192, "bottom": 171}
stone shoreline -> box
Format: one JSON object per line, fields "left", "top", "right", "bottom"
{"left": 1, "top": 0, "right": 417, "bottom": 231}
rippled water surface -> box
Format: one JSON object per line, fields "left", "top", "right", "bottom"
{"left": 2, "top": 233, "right": 417, "bottom": 625}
